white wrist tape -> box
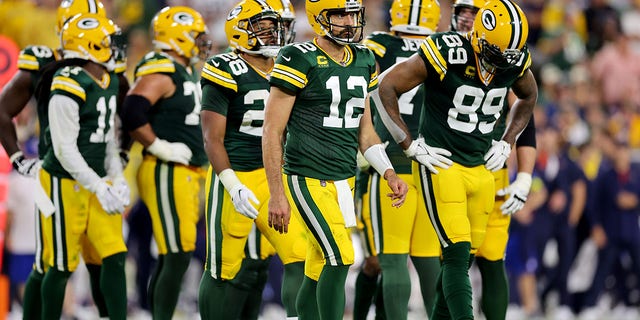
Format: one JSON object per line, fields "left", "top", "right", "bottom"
{"left": 9, "top": 151, "right": 23, "bottom": 163}
{"left": 363, "top": 144, "right": 394, "bottom": 177}
{"left": 218, "top": 168, "right": 242, "bottom": 193}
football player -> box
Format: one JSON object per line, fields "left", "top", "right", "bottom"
{"left": 198, "top": 1, "right": 306, "bottom": 318}
{"left": 450, "top": 1, "right": 538, "bottom": 319}
{"left": 263, "top": 0, "right": 408, "bottom": 318}
{"left": 355, "top": 0, "right": 442, "bottom": 318}
{"left": 0, "top": 1, "right": 127, "bottom": 318}
{"left": 375, "top": 0, "right": 538, "bottom": 318}
{"left": 36, "top": 13, "right": 129, "bottom": 320}
{"left": 119, "top": 6, "right": 211, "bottom": 320}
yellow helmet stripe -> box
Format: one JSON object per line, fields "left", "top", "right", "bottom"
{"left": 253, "top": 0, "right": 271, "bottom": 10}
{"left": 501, "top": 0, "right": 523, "bottom": 50}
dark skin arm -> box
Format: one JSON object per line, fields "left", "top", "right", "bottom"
{"left": 201, "top": 110, "right": 231, "bottom": 175}
{"left": 502, "top": 70, "right": 538, "bottom": 145}
{"left": 0, "top": 71, "right": 35, "bottom": 156}
{"left": 377, "top": 53, "right": 428, "bottom": 150}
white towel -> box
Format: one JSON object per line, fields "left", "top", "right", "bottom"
{"left": 35, "top": 166, "right": 55, "bottom": 217}
{"left": 335, "top": 179, "right": 356, "bottom": 228}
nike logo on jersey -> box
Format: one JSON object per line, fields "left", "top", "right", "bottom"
{"left": 436, "top": 39, "right": 442, "bottom": 50}
{"left": 282, "top": 56, "right": 291, "bottom": 62}
{"left": 211, "top": 60, "right": 220, "bottom": 67}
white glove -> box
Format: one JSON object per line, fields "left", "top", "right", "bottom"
{"left": 219, "top": 169, "right": 260, "bottom": 219}
{"left": 10, "top": 151, "right": 40, "bottom": 177}
{"left": 229, "top": 184, "right": 260, "bottom": 219}
{"left": 484, "top": 140, "right": 511, "bottom": 172}
{"left": 112, "top": 176, "right": 131, "bottom": 206}
{"left": 147, "top": 138, "right": 192, "bottom": 165}
{"left": 403, "top": 137, "right": 452, "bottom": 174}
{"left": 94, "top": 181, "right": 126, "bottom": 214}
{"left": 497, "top": 172, "right": 532, "bottom": 215}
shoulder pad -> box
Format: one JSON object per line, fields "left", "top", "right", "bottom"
{"left": 135, "top": 51, "right": 175, "bottom": 77}
{"left": 18, "top": 45, "right": 57, "bottom": 71}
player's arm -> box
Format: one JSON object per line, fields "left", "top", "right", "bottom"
{"left": 501, "top": 69, "right": 537, "bottom": 146}
{"left": 0, "top": 71, "right": 35, "bottom": 158}
{"left": 375, "top": 53, "right": 427, "bottom": 149}
{"left": 201, "top": 108, "right": 229, "bottom": 175}
{"left": 359, "top": 96, "right": 408, "bottom": 207}
{"left": 121, "top": 73, "right": 175, "bottom": 146}
{"left": 262, "top": 86, "right": 295, "bottom": 233}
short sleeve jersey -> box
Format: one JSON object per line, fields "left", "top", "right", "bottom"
{"left": 364, "top": 32, "right": 424, "bottom": 174}
{"left": 134, "top": 51, "right": 207, "bottom": 166}
{"left": 200, "top": 52, "right": 269, "bottom": 171}
{"left": 18, "top": 45, "right": 59, "bottom": 158}
{"left": 270, "top": 39, "right": 378, "bottom": 180}
{"left": 42, "top": 66, "right": 120, "bottom": 179}
{"left": 417, "top": 31, "right": 531, "bottom": 166}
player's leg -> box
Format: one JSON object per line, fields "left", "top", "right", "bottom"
{"left": 22, "top": 207, "right": 48, "bottom": 320}
{"left": 198, "top": 167, "right": 252, "bottom": 319}
{"left": 253, "top": 169, "right": 307, "bottom": 317}
{"left": 475, "top": 168, "right": 511, "bottom": 320}
{"left": 138, "top": 158, "right": 202, "bottom": 320}
{"left": 416, "top": 163, "right": 493, "bottom": 320}
{"left": 81, "top": 237, "right": 108, "bottom": 318}
{"left": 40, "top": 171, "right": 87, "bottom": 320}
{"left": 87, "top": 189, "right": 128, "bottom": 320}
{"left": 285, "top": 175, "right": 355, "bottom": 319}
{"left": 368, "top": 172, "right": 417, "bottom": 319}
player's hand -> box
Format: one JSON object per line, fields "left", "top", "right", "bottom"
{"left": 112, "top": 176, "right": 131, "bottom": 207}
{"left": 403, "top": 137, "right": 452, "bottom": 174}
{"left": 94, "top": 181, "right": 126, "bottom": 214}
{"left": 268, "top": 193, "right": 291, "bottom": 234}
{"left": 384, "top": 171, "right": 408, "bottom": 207}
{"left": 147, "top": 138, "right": 193, "bottom": 165}
{"left": 10, "top": 151, "right": 40, "bottom": 177}
{"left": 484, "top": 140, "right": 511, "bottom": 172}
{"left": 229, "top": 184, "right": 260, "bottom": 219}
{"left": 497, "top": 172, "right": 531, "bottom": 215}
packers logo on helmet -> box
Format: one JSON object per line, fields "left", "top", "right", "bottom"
{"left": 57, "top": 0, "right": 106, "bottom": 35}
{"left": 389, "top": 0, "right": 440, "bottom": 36}
{"left": 152, "top": 6, "right": 212, "bottom": 63}
{"left": 61, "top": 13, "right": 120, "bottom": 68}
{"left": 306, "top": 0, "right": 366, "bottom": 45}
{"left": 225, "top": 0, "right": 285, "bottom": 58}
{"left": 470, "top": 0, "right": 528, "bottom": 71}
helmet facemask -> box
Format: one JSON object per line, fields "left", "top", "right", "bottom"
{"left": 282, "top": 17, "right": 296, "bottom": 45}
{"left": 477, "top": 38, "right": 523, "bottom": 72}
{"left": 451, "top": 5, "right": 479, "bottom": 33}
{"left": 243, "top": 13, "right": 285, "bottom": 57}
{"left": 193, "top": 32, "right": 213, "bottom": 63}
{"left": 316, "top": 6, "right": 366, "bottom": 45}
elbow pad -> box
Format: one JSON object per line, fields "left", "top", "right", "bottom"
{"left": 121, "top": 94, "right": 152, "bottom": 132}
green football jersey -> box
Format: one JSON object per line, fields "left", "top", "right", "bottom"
{"left": 18, "top": 45, "right": 59, "bottom": 158}
{"left": 134, "top": 51, "right": 207, "bottom": 166}
{"left": 270, "top": 39, "right": 378, "bottom": 180}
{"left": 417, "top": 31, "right": 532, "bottom": 167}
{"left": 364, "top": 32, "right": 424, "bottom": 174}
{"left": 42, "top": 66, "right": 120, "bottom": 179}
{"left": 200, "top": 52, "right": 269, "bottom": 171}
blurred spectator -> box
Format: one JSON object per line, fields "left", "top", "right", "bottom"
{"left": 620, "top": 0, "right": 640, "bottom": 53}
{"left": 584, "top": 0, "right": 621, "bottom": 55}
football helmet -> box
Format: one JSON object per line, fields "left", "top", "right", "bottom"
{"left": 306, "top": 0, "right": 366, "bottom": 45}
{"left": 389, "top": 0, "right": 440, "bottom": 36}
{"left": 267, "top": 0, "right": 296, "bottom": 44}
{"left": 470, "top": 0, "right": 528, "bottom": 70}
{"left": 61, "top": 13, "right": 120, "bottom": 67}
{"left": 57, "top": 0, "right": 107, "bottom": 35}
{"left": 226, "top": 0, "right": 284, "bottom": 57}
{"left": 451, "top": 0, "right": 484, "bottom": 32}
{"left": 152, "top": 6, "right": 212, "bottom": 63}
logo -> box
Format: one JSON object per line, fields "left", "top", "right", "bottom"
{"left": 481, "top": 10, "right": 496, "bottom": 31}
{"left": 227, "top": 6, "right": 242, "bottom": 21}
{"left": 77, "top": 18, "right": 100, "bottom": 30}
{"left": 317, "top": 56, "right": 328, "bottom": 66}
{"left": 211, "top": 59, "right": 220, "bottom": 67}
{"left": 282, "top": 55, "right": 291, "bottom": 62}
{"left": 174, "top": 12, "right": 195, "bottom": 25}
